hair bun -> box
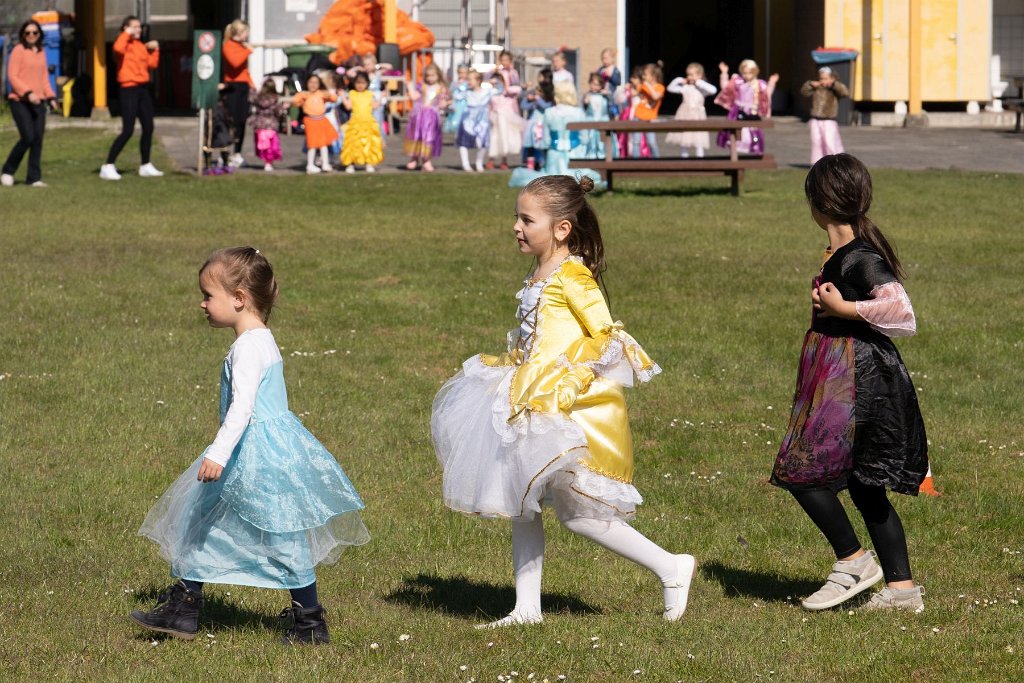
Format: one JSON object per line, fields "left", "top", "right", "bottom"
{"left": 577, "top": 175, "right": 595, "bottom": 194}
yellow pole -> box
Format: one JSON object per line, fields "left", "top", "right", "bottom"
{"left": 90, "top": 0, "right": 109, "bottom": 117}
{"left": 904, "top": 0, "right": 927, "bottom": 125}
{"left": 383, "top": 0, "right": 397, "bottom": 44}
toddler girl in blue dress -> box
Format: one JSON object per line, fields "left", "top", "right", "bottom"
{"left": 130, "top": 247, "right": 369, "bottom": 644}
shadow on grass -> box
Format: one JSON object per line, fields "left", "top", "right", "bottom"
{"left": 609, "top": 185, "right": 734, "bottom": 198}
{"left": 384, "top": 572, "right": 601, "bottom": 620}
{"left": 129, "top": 586, "right": 280, "bottom": 639}
{"left": 702, "top": 561, "right": 821, "bottom": 603}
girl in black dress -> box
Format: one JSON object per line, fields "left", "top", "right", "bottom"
{"left": 771, "top": 153, "right": 928, "bottom": 612}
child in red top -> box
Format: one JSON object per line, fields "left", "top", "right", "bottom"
{"left": 101, "top": 16, "right": 162, "bottom": 180}
{"left": 630, "top": 62, "right": 665, "bottom": 158}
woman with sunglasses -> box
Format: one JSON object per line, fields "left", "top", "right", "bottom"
{"left": 100, "top": 15, "right": 162, "bottom": 180}
{"left": 2, "top": 20, "right": 57, "bottom": 188}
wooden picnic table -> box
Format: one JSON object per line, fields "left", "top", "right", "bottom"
{"left": 567, "top": 119, "right": 777, "bottom": 194}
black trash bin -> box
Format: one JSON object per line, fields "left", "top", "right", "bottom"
{"left": 811, "top": 48, "right": 858, "bottom": 126}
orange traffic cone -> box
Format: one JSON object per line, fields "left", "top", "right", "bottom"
{"left": 919, "top": 466, "right": 941, "bottom": 497}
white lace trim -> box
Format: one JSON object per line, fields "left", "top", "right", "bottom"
{"left": 556, "top": 330, "right": 662, "bottom": 387}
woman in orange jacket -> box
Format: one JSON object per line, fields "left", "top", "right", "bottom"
{"left": 220, "top": 19, "right": 253, "bottom": 167}
{"left": 2, "top": 19, "right": 57, "bottom": 188}
{"left": 100, "top": 15, "right": 162, "bottom": 180}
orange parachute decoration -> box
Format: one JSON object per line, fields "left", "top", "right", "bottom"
{"left": 304, "top": 0, "right": 435, "bottom": 65}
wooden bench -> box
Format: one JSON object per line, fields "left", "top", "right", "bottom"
{"left": 567, "top": 119, "right": 777, "bottom": 194}
{"left": 1003, "top": 100, "right": 1024, "bottom": 133}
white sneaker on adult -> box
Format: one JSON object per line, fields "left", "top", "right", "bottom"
{"left": 663, "top": 554, "right": 697, "bottom": 621}
{"left": 474, "top": 609, "right": 543, "bottom": 630}
{"left": 228, "top": 153, "right": 244, "bottom": 168}
{"left": 99, "top": 164, "right": 121, "bottom": 181}
{"left": 801, "top": 551, "right": 883, "bottom": 611}
{"left": 263, "top": 163, "right": 274, "bottom": 172}
{"left": 345, "top": 165, "right": 355, "bottom": 174}
{"left": 306, "top": 164, "right": 322, "bottom": 174}
{"left": 29, "top": 181, "right": 48, "bottom": 188}
{"left": 366, "top": 165, "right": 376, "bottom": 173}
{"left": 138, "top": 163, "right": 164, "bottom": 177}
{"left": 1, "top": 173, "right": 13, "bottom": 187}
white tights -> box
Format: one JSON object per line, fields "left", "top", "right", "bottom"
{"left": 307, "top": 147, "right": 331, "bottom": 169}
{"left": 459, "top": 146, "right": 486, "bottom": 171}
{"left": 508, "top": 514, "right": 679, "bottom": 618}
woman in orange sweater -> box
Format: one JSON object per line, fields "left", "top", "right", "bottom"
{"left": 100, "top": 15, "right": 162, "bottom": 180}
{"left": 220, "top": 20, "right": 253, "bottom": 167}
{"left": 2, "top": 20, "right": 57, "bottom": 188}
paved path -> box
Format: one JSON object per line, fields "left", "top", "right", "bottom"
{"left": 151, "top": 115, "right": 1024, "bottom": 176}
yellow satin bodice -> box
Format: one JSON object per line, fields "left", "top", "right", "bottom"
{"left": 481, "top": 258, "right": 658, "bottom": 483}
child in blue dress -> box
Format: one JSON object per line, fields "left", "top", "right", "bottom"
{"left": 131, "top": 247, "right": 370, "bottom": 644}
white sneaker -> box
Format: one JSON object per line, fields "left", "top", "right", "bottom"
{"left": 474, "top": 609, "right": 543, "bottom": 629}
{"left": 263, "top": 163, "right": 274, "bottom": 172}
{"left": 321, "top": 164, "right": 334, "bottom": 173}
{"left": 663, "top": 554, "right": 697, "bottom": 621}
{"left": 860, "top": 585, "right": 925, "bottom": 613}
{"left": 366, "top": 165, "right": 376, "bottom": 173}
{"left": 99, "top": 164, "right": 121, "bottom": 181}
{"left": 138, "top": 163, "right": 164, "bottom": 177}
{"left": 801, "top": 551, "right": 883, "bottom": 611}
{"left": 345, "top": 165, "right": 355, "bottom": 174}
{"left": 462, "top": 165, "right": 473, "bottom": 173}
{"left": 29, "top": 181, "right": 48, "bottom": 188}
{"left": 306, "top": 164, "right": 321, "bottom": 174}
{"left": 228, "top": 153, "right": 244, "bottom": 168}
{"left": 1, "top": 173, "right": 13, "bottom": 187}
{"left": 475, "top": 164, "right": 485, "bottom": 172}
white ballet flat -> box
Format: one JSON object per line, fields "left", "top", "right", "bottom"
{"left": 663, "top": 554, "right": 697, "bottom": 622}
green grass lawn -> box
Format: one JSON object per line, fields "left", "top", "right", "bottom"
{"left": 0, "top": 127, "right": 1021, "bottom": 682}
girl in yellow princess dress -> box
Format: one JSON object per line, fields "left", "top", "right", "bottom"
{"left": 340, "top": 70, "right": 384, "bottom": 173}
{"left": 431, "top": 175, "right": 696, "bottom": 628}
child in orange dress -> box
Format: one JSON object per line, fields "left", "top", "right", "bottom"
{"left": 294, "top": 74, "right": 338, "bottom": 174}
{"left": 632, "top": 62, "right": 665, "bottom": 158}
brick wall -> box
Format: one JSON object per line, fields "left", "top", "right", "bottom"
{"left": 509, "top": 0, "right": 618, "bottom": 81}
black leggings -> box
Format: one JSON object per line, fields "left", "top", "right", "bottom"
{"left": 791, "top": 478, "right": 913, "bottom": 583}
{"left": 2, "top": 100, "right": 47, "bottom": 183}
{"left": 221, "top": 83, "right": 250, "bottom": 154}
{"left": 107, "top": 86, "right": 154, "bottom": 165}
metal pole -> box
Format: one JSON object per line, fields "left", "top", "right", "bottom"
{"left": 197, "top": 108, "right": 205, "bottom": 175}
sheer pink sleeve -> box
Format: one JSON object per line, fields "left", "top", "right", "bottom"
{"left": 856, "top": 282, "right": 916, "bottom": 337}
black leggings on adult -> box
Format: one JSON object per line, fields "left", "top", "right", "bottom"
{"left": 221, "top": 82, "right": 250, "bottom": 154}
{"left": 106, "top": 85, "right": 155, "bottom": 165}
{"left": 2, "top": 100, "right": 47, "bottom": 183}
{"left": 791, "top": 478, "right": 913, "bottom": 583}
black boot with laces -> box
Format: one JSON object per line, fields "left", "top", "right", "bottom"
{"left": 129, "top": 581, "right": 203, "bottom": 640}
{"left": 280, "top": 601, "right": 330, "bottom": 645}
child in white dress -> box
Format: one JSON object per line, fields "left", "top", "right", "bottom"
{"left": 665, "top": 63, "right": 717, "bottom": 158}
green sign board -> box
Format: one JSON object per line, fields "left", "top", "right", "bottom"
{"left": 191, "top": 30, "right": 221, "bottom": 109}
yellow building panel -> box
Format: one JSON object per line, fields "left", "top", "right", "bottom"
{"left": 824, "top": 0, "right": 990, "bottom": 102}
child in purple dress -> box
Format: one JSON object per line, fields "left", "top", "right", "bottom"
{"left": 714, "top": 59, "right": 778, "bottom": 155}
{"left": 404, "top": 63, "right": 449, "bottom": 172}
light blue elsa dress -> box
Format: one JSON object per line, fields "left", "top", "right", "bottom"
{"left": 508, "top": 103, "right": 604, "bottom": 188}
{"left": 139, "top": 329, "right": 369, "bottom": 589}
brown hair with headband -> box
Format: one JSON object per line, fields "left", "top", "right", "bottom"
{"left": 200, "top": 247, "right": 279, "bottom": 323}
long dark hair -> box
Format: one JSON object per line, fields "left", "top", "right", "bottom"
{"left": 523, "top": 175, "right": 606, "bottom": 290}
{"left": 18, "top": 20, "right": 43, "bottom": 50}
{"left": 537, "top": 68, "right": 554, "bottom": 104}
{"left": 805, "top": 153, "right": 905, "bottom": 281}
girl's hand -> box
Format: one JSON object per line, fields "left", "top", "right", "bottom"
{"left": 27, "top": 93, "right": 42, "bottom": 105}
{"left": 768, "top": 73, "right": 780, "bottom": 86}
{"left": 813, "top": 282, "right": 847, "bottom": 317}
{"left": 146, "top": 40, "right": 160, "bottom": 51}
{"left": 719, "top": 61, "right": 729, "bottom": 74}
{"left": 197, "top": 458, "right": 224, "bottom": 483}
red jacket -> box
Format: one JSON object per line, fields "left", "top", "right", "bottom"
{"left": 6, "top": 44, "right": 55, "bottom": 101}
{"left": 113, "top": 31, "right": 159, "bottom": 87}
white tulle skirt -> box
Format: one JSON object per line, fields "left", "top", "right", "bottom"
{"left": 431, "top": 356, "right": 643, "bottom": 521}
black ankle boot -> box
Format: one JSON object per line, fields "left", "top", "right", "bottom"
{"left": 129, "top": 581, "right": 203, "bottom": 640}
{"left": 280, "top": 601, "right": 330, "bottom": 645}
